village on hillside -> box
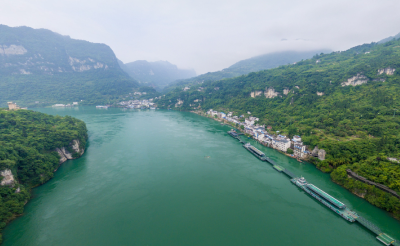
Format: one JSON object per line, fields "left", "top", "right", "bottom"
{"left": 205, "top": 109, "right": 326, "bottom": 161}
{"left": 118, "top": 99, "right": 156, "bottom": 109}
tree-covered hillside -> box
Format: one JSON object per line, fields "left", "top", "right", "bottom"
{"left": 119, "top": 60, "right": 196, "bottom": 90}
{"left": 0, "top": 25, "right": 138, "bottom": 106}
{"left": 157, "top": 39, "right": 400, "bottom": 218}
{"left": 0, "top": 109, "right": 87, "bottom": 242}
{"left": 163, "top": 49, "right": 331, "bottom": 92}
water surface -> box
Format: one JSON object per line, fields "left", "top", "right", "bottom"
{"left": 3, "top": 107, "right": 400, "bottom": 245}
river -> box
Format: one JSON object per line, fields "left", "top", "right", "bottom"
{"left": 2, "top": 107, "right": 400, "bottom": 245}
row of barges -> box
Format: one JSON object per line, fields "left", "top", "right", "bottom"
{"left": 227, "top": 129, "right": 398, "bottom": 246}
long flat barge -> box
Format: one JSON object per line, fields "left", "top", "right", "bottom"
{"left": 243, "top": 143, "right": 267, "bottom": 161}
{"left": 291, "top": 177, "right": 357, "bottom": 222}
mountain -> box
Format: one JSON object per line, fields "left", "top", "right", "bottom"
{"left": 378, "top": 32, "right": 400, "bottom": 44}
{"left": 164, "top": 49, "right": 331, "bottom": 91}
{"left": 0, "top": 25, "right": 138, "bottom": 106}
{"left": 157, "top": 38, "right": 400, "bottom": 218}
{"left": 119, "top": 60, "right": 196, "bottom": 89}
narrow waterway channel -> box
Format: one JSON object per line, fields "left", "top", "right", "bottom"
{"left": 3, "top": 107, "right": 400, "bottom": 245}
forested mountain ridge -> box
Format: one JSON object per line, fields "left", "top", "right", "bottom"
{"left": 156, "top": 38, "right": 400, "bottom": 218}
{"left": 119, "top": 60, "right": 196, "bottom": 89}
{"left": 163, "top": 49, "right": 331, "bottom": 92}
{"left": 0, "top": 25, "right": 138, "bottom": 106}
{"left": 378, "top": 32, "right": 400, "bottom": 44}
{"left": 0, "top": 109, "right": 88, "bottom": 242}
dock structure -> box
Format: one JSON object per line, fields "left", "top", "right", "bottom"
{"left": 356, "top": 216, "right": 398, "bottom": 246}
{"left": 282, "top": 169, "right": 296, "bottom": 179}
{"left": 273, "top": 165, "right": 285, "bottom": 172}
{"left": 226, "top": 130, "right": 399, "bottom": 245}
{"left": 265, "top": 157, "right": 277, "bottom": 166}
{"left": 307, "top": 184, "right": 346, "bottom": 209}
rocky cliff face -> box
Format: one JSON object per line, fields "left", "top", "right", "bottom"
{"left": 0, "top": 169, "right": 15, "bottom": 186}
{"left": 250, "top": 91, "right": 263, "bottom": 97}
{"left": 378, "top": 68, "right": 396, "bottom": 75}
{"left": 55, "top": 139, "right": 85, "bottom": 165}
{"left": 264, "top": 88, "right": 279, "bottom": 98}
{"left": 341, "top": 74, "right": 368, "bottom": 86}
{"left": 0, "top": 45, "right": 27, "bottom": 55}
{"left": 0, "top": 25, "right": 121, "bottom": 76}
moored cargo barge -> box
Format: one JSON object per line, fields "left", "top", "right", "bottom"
{"left": 243, "top": 143, "right": 267, "bottom": 161}
{"left": 291, "top": 177, "right": 358, "bottom": 222}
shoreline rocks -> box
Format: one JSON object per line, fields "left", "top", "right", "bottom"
{"left": 55, "top": 139, "right": 85, "bottom": 165}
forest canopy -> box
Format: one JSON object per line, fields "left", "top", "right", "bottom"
{"left": 0, "top": 109, "right": 87, "bottom": 242}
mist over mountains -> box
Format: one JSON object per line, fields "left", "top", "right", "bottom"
{"left": 118, "top": 60, "right": 196, "bottom": 90}
{"left": 165, "top": 49, "right": 332, "bottom": 91}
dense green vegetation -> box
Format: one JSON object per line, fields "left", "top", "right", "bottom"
{"left": 0, "top": 25, "right": 138, "bottom": 107}
{"left": 163, "top": 49, "right": 330, "bottom": 92}
{"left": 0, "top": 109, "right": 87, "bottom": 242}
{"left": 0, "top": 71, "right": 137, "bottom": 107}
{"left": 157, "top": 38, "right": 400, "bottom": 217}
{"left": 119, "top": 60, "right": 196, "bottom": 90}
{"left": 331, "top": 157, "right": 400, "bottom": 218}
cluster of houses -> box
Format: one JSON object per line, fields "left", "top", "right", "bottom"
{"left": 52, "top": 102, "right": 79, "bottom": 107}
{"left": 206, "top": 109, "right": 309, "bottom": 159}
{"left": 133, "top": 92, "right": 147, "bottom": 96}
{"left": 118, "top": 99, "right": 156, "bottom": 109}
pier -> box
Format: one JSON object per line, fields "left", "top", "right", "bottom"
{"left": 228, "top": 131, "right": 399, "bottom": 245}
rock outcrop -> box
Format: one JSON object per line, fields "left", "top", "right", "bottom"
{"left": 250, "top": 91, "right": 263, "bottom": 98}
{"left": 0, "top": 45, "right": 27, "bottom": 55}
{"left": 264, "top": 88, "right": 279, "bottom": 98}
{"left": 55, "top": 139, "right": 85, "bottom": 164}
{"left": 175, "top": 99, "right": 184, "bottom": 107}
{"left": 341, "top": 74, "right": 368, "bottom": 87}
{"left": 0, "top": 169, "right": 15, "bottom": 186}
{"left": 283, "top": 88, "right": 290, "bottom": 95}
{"left": 68, "top": 56, "right": 107, "bottom": 72}
{"left": 378, "top": 68, "right": 395, "bottom": 75}
{"left": 318, "top": 149, "right": 326, "bottom": 160}
{"left": 311, "top": 146, "right": 326, "bottom": 160}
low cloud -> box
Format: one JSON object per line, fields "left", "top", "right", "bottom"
{"left": 0, "top": 0, "right": 400, "bottom": 74}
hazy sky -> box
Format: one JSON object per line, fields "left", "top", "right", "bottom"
{"left": 1, "top": 0, "right": 400, "bottom": 74}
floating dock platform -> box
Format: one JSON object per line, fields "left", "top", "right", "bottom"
{"left": 243, "top": 143, "right": 267, "bottom": 161}
{"left": 273, "top": 165, "right": 285, "bottom": 172}
{"left": 228, "top": 130, "right": 245, "bottom": 143}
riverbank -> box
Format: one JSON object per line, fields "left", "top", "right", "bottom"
{"left": 191, "top": 109, "right": 400, "bottom": 221}
{"left": 191, "top": 110, "right": 310, "bottom": 160}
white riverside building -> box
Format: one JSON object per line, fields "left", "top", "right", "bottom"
{"left": 206, "top": 109, "right": 308, "bottom": 156}
{"left": 272, "top": 135, "right": 291, "bottom": 152}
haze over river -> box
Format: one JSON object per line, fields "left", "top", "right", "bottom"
{"left": 3, "top": 107, "right": 400, "bottom": 245}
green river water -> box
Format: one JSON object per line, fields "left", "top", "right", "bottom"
{"left": 2, "top": 107, "right": 400, "bottom": 245}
